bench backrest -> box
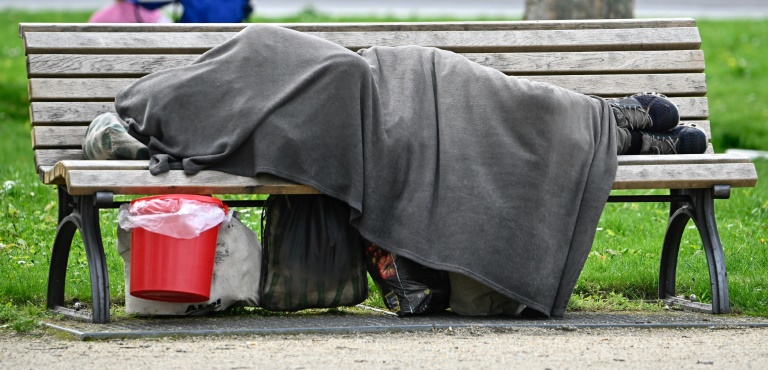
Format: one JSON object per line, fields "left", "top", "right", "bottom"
{"left": 20, "top": 19, "right": 711, "bottom": 177}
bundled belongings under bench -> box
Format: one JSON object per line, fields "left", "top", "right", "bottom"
{"left": 21, "top": 20, "right": 758, "bottom": 323}
{"left": 117, "top": 193, "right": 524, "bottom": 317}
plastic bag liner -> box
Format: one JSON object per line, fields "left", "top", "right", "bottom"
{"left": 118, "top": 195, "right": 229, "bottom": 239}
{"left": 364, "top": 240, "right": 451, "bottom": 316}
{"left": 260, "top": 194, "right": 367, "bottom": 311}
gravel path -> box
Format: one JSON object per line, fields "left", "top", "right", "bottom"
{"left": 3, "top": 326, "right": 768, "bottom": 369}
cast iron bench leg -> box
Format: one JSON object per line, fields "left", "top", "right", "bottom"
{"left": 659, "top": 186, "right": 731, "bottom": 314}
{"left": 47, "top": 186, "right": 111, "bottom": 323}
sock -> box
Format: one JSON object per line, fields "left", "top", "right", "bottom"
{"left": 626, "top": 131, "right": 643, "bottom": 155}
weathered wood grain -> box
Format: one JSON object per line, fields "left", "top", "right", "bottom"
{"left": 48, "top": 154, "right": 755, "bottom": 173}
{"left": 28, "top": 78, "right": 126, "bottom": 100}
{"left": 32, "top": 126, "right": 85, "bottom": 149}
{"left": 675, "top": 97, "right": 709, "bottom": 119}
{"left": 34, "top": 149, "right": 84, "bottom": 169}
{"left": 62, "top": 169, "right": 321, "bottom": 195}
{"left": 27, "top": 74, "right": 707, "bottom": 101}
{"left": 26, "top": 50, "right": 705, "bottom": 77}
{"left": 616, "top": 153, "right": 752, "bottom": 165}
{"left": 27, "top": 54, "right": 199, "bottom": 76}
{"left": 23, "top": 28, "right": 701, "bottom": 54}
{"left": 463, "top": 50, "right": 705, "bottom": 74}
{"left": 41, "top": 159, "right": 759, "bottom": 194}
{"left": 30, "top": 102, "right": 115, "bottom": 124}
{"left": 530, "top": 73, "right": 706, "bottom": 96}
{"left": 31, "top": 121, "right": 714, "bottom": 150}
{"left": 26, "top": 99, "right": 712, "bottom": 124}
{"left": 613, "top": 163, "right": 758, "bottom": 189}
{"left": 43, "top": 160, "right": 147, "bottom": 184}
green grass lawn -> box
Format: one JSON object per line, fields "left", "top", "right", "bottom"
{"left": 1, "top": 9, "right": 766, "bottom": 330}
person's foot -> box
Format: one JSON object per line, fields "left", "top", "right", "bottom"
{"left": 608, "top": 92, "right": 680, "bottom": 132}
{"left": 639, "top": 124, "right": 708, "bottom": 155}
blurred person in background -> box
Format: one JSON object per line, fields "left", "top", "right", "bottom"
{"left": 89, "top": 0, "right": 172, "bottom": 23}
{"left": 129, "top": 0, "right": 253, "bottom": 23}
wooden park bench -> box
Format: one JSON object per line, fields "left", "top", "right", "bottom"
{"left": 19, "top": 19, "right": 758, "bottom": 323}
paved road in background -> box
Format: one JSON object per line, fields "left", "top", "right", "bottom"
{"left": 2, "top": 0, "right": 768, "bottom": 18}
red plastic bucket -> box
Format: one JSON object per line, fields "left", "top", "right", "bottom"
{"left": 129, "top": 194, "right": 228, "bottom": 302}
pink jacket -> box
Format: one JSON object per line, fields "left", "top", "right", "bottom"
{"left": 89, "top": 2, "right": 171, "bottom": 23}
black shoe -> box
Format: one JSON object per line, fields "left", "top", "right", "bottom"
{"left": 609, "top": 92, "right": 680, "bottom": 132}
{"left": 639, "top": 125, "right": 708, "bottom": 155}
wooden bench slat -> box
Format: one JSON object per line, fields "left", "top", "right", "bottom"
{"left": 43, "top": 160, "right": 148, "bottom": 184}
{"left": 242, "top": 28, "right": 703, "bottom": 53}
{"left": 617, "top": 153, "right": 752, "bottom": 165}
{"left": 677, "top": 97, "right": 709, "bottom": 119}
{"left": 27, "top": 50, "right": 705, "bottom": 77}
{"left": 31, "top": 121, "right": 713, "bottom": 150}
{"left": 19, "top": 19, "right": 699, "bottom": 35}
{"left": 26, "top": 99, "right": 713, "bottom": 124}
{"left": 32, "top": 126, "right": 85, "bottom": 149}
{"left": 30, "top": 102, "right": 115, "bottom": 124}
{"left": 27, "top": 54, "right": 199, "bottom": 77}
{"left": 613, "top": 163, "right": 758, "bottom": 189}
{"left": 532, "top": 73, "right": 706, "bottom": 96}
{"left": 35, "top": 149, "right": 83, "bottom": 169}
{"left": 46, "top": 154, "right": 755, "bottom": 172}
{"left": 465, "top": 50, "right": 705, "bottom": 74}
{"left": 23, "top": 28, "right": 701, "bottom": 54}
{"left": 63, "top": 169, "right": 321, "bottom": 195}
{"left": 41, "top": 159, "right": 758, "bottom": 194}
{"left": 27, "top": 74, "right": 708, "bottom": 101}
{"left": 29, "top": 78, "right": 128, "bottom": 100}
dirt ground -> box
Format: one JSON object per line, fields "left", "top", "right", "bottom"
{"left": 2, "top": 326, "right": 768, "bottom": 369}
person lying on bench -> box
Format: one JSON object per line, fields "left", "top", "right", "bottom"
{"left": 84, "top": 91, "right": 706, "bottom": 162}
{"left": 91, "top": 24, "right": 715, "bottom": 318}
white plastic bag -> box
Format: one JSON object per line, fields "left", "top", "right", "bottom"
{"left": 118, "top": 198, "right": 229, "bottom": 239}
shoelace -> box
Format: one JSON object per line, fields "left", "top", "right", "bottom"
{"left": 611, "top": 104, "right": 652, "bottom": 131}
{"left": 631, "top": 91, "right": 669, "bottom": 99}
{"left": 649, "top": 137, "right": 679, "bottom": 155}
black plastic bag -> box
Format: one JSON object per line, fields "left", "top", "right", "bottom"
{"left": 364, "top": 240, "right": 450, "bottom": 316}
{"left": 260, "top": 194, "right": 367, "bottom": 311}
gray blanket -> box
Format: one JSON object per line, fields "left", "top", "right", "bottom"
{"left": 116, "top": 24, "right": 617, "bottom": 317}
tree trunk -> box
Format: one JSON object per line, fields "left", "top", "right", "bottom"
{"left": 524, "top": 0, "right": 635, "bottom": 20}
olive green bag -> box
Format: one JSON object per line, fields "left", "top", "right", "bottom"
{"left": 260, "top": 194, "right": 367, "bottom": 311}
